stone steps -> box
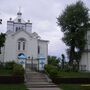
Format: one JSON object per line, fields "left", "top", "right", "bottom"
{"left": 27, "top": 79, "right": 47, "bottom": 82}
{"left": 26, "top": 84, "right": 57, "bottom": 88}
{"left": 26, "top": 82, "right": 57, "bottom": 88}
{"left": 25, "top": 71, "right": 57, "bottom": 88}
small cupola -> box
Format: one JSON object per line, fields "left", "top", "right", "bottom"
{"left": 17, "top": 11, "right": 22, "bottom": 16}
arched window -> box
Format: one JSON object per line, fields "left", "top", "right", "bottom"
{"left": 17, "top": 38, "right": 26, "bottom": 51}
{"left": 18, "top": 42, "right": 21, "bottom": 50}
{"left": 16, "top": 27, "right": 18, "bottom": 31}
{"left": 38, "top": 45, "right": 40, "bottom": 54}
{"left": 23, "top": 41, "right": 25, "bottom": 50}
{"left": 18, "top": 19, "right": 21, "bottom": 23}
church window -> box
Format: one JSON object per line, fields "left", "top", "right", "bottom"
{"left": 17, "top": 38, "right": 26, "bottom": 51}
{"left": 23, "top": 42, "right": 25, "bottom": 50}
{"left": 16, "top": 27, "right": 18, "bottom": 31}
{"left": 19, "top": 27, "right": 21, "bottom": 30}
{"left": 18, "top": 42, "right": 21, "bottom": 50}
{"left": 38, "top": 46, "right": 40, "bottom": 54}
{"left": 80, "top": 65, "right": 86, "bottom": 71}
{"left": 18, "top": 19, "right": 21, "bottom": 23}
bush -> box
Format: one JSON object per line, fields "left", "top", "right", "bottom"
{"left": 12, "top": 64, "right": 24, "bottom": 76}
{"left": 44, "top": 64, "right": 58, "bottom": 77}
{"left": 0, "top": 62, "right": 4, "bottom": 69}
{"left": 5, "top": 61, "right": 16, "bottom": 70}
{"left": 49, "top": 68, "right": 58, "bottom": 77}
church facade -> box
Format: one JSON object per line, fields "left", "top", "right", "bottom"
{"left": 0, "top": 11, "right": 48, "bottom": 70}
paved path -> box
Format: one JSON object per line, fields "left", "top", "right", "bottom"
{"left": 25, "top": 71, "right": 61, "bottom": 90}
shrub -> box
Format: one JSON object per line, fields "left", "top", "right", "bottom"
{"left": 49, "top": 68, "right": 58, "bottom": 77}
{"left": 5, "top": 61, "right": 16, "bottom": 70}
{"left": 0, "top": 62, "right": 4, "bottom": 69}
{"left": 12, "top": 64, "right": 24, "bottom": 76}
{"left": 44, "top": 64, "right": 58, "bottom": 77}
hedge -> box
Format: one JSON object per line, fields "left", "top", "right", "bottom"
{"left": 52, "top": 77, "right": 90, "bottom": 84}
{"left": 0, "top": 75, "right": 24, "bottom": 84}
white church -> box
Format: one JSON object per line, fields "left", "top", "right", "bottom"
{"left": 0, "top": 11, "right": 48, "bottom": 70}
{"left": 0, "top": 11, "right": 90, "bottom": 71}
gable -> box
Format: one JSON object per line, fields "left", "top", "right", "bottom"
{"left": 12, "top": 30, "right": 32, "bottom": 38}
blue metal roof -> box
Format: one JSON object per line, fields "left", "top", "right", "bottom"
{"left": 18, "top": 53, "right": 27, "bottom": 59}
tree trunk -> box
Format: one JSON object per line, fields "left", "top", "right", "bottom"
{"left": 69, "top": 44, "right": 75, "bottom": 65}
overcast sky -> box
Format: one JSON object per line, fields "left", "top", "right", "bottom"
{"left": 0, "top": 0, "right": 90, "bottom": 58}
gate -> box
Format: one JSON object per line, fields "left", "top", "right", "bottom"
{"left": 25, "top": 58, "right": 38, "bottom": 71}
{"left": 25, "top": 56, "right": 46, "bottom": 71}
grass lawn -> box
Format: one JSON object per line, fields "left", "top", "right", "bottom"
{"left": 58, "top": 71, "right": 90, "bottom": 78}
{"left": 59, "top": 84, "right": 90, "bottom": 90}
{"left": 0, "top": 84, "right": 28, "bottom": 90}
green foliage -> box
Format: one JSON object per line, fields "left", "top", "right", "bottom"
{"left": 44, "top": 64, "right": 58, "bottom": 77}
{"left": 58, "top": 70, "right": 90, "bottom": 78}
{"left": 0, "top": 61, "right": 24, "bottom": 76}
{"left": 48, "top": 56, "right": 59, "bottom": 66}
{"left": 13, "top": 64, "right": 24, "bottom": 76}
{"left": 60, "top": 84, "right": 84, "bottom": 90}
{"left": 5, "top": 61, "right": 16, "bottom": 70}
{"left": 0, "top": 33, "right": 6, "bottom": 54}
{"left": 57, "top": 1, "right": 89, "bottom": 65}
{"left": 0, "top": 84, "right": 27, "bottom": 90}
{"left": 0, "top": 62, "right": 4, "bottom": 69}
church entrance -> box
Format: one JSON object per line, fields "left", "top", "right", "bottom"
{"left": 25, "top": 58, "right": 38, "bottom": 72}
{"left": 17, "top": 53, "right": 27, "bottom": 68}
{"left": 17, "top": 53, "right": 46, "bottom": 71}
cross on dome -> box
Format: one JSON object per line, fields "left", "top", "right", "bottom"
{"left": 17, "top": 7, "right": 22, "bottom": 16}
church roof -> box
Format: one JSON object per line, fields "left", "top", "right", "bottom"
{"left": 12, "top": 29, "right": 32, "bottom": 37}
{"left": 11, "top": 29, "right": 41, "bottom": 39}
{"left": 38, "top": 39, "right": 49, "bottom": 42}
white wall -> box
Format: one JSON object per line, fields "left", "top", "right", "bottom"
{"left": 7, "top": 21, "right": 14, "bottom": 32}
{"left": 38, "top": 40, "right": 48, "bottom": 64}
{"left": 7, "top": 21, "right": 32, "bottom": 33}
{"left": 4, "top": 31, "right": 38, "bottom": 62}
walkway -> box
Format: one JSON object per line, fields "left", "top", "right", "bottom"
{"left": 25, "top": 70, "right": 61, "bottom": 90}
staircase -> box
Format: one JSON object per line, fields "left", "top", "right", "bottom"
{"left": 25, "top": 71, "right": 57, "bottom": 88}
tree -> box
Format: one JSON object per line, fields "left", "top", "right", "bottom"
{"left": 61, "top": 54, "right": 65, "bottom": 69}
{"left": 48, "top": 56, "right": 59, "bottom": 66}
{"left": 0, "top": 33, "right": 6, "bottom": 54}
{"left": 57, "top": 1, "right": 89, "bottom": 65}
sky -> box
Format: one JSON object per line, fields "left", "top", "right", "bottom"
{"left": 0, "top": 0, "right": 90, "bottom": 58}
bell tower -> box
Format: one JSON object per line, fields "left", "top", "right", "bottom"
{"left": 7, "top": 10, "right": 32, "bottom": 33}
